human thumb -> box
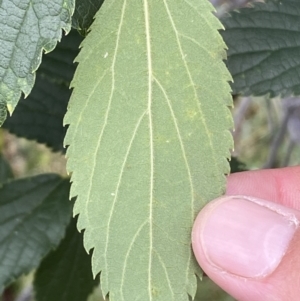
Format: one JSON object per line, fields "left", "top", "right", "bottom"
{"left": 192, "top": 195, "right": 300, "bottom": 301}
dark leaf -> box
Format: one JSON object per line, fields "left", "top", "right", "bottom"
{"left": 222, "top": 0, "right": 300, "bottom": 96}
{"left": 0, "top": 154, "right": 13, "bottom": 183}
{"left": 34, "top": 217, "right": 99, "bottom": 301}
{"left": 0, "top": 174, "right": 72, "bottom": 292}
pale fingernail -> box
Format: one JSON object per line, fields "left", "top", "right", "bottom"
{"left": 200, "top": 196, "right": 298, "bottom": 278}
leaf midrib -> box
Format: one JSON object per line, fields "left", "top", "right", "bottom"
{"left": 143, "top": 1, "right": 154, "bottom": 299}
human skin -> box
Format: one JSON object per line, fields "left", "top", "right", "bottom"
{"left": 192, "top": 166, "right": 300, "bottom": 301}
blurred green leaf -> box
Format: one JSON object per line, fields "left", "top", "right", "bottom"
{"left": 0, "top": 0, "right": 75, "bottom": 126}
{"left": 230, "top": 157, "right": 247, "bottom": 173}
{"left": 64, "top": 0, "right": 233, "bottom": 300}
{"left": 0, "top": 175, "right": 72, "bottom": 292}
{"left": 34, "top": 217, "right": 98, "bottom": 301}
{"left": 222, "top": 0, "right": 300, "bottom": 97}
{"left": 0, "top": 154, "right": 13, "bottom": 183}
{"left": 194, "top": 277, "right": 235, "bottom": 301}
{"left": 87, "top": 286, "right": 107, "bottom": 301}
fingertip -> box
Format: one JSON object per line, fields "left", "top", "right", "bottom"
{"left": 192, "top": 195, "right": 300, "bottom": 301}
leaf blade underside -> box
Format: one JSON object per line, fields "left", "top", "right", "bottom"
{"left": 64, "top": 1, "right": 233, "bottom": 300}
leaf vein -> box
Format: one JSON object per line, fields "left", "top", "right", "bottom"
{"left": 163, "top": 0, "right": 221, "bottom": 186}
{"left": 153, "top": 249, "right": 175, "bottom": 298}
{"left": 83, "top": 0, "right": 127, "bottom": 289}
{"left": 69, "top": 69, "right": 109, "bottom": 144}
{"left": 153, "top": 76, "right": 194, "bottom": 289}
{"left": 120, "top": 221, "right": 148, "bottom": 301}
{"left": 104, "top": 110, "right": 147, "bottom": 283}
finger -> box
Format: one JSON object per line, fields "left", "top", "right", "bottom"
{"left": 192, "top": 167, "right": 300, "bottom": 301}
{"left": 226, "top": 166, "right": 300, "bottom": 210}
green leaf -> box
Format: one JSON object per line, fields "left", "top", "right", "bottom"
{"left": 0, "top": 154, "right": 13, "bottom": 183}
{"left": 0, "top": 174, "right": 72, "bottom": 292}
{"left": 87, "top": 287, "right": 107, "bottom": 301}
{"left": 2, "top": 30, "right": 82, "bottom": 152}
{"left": 64, "top": 0, "right": 233, "bottom": 300}
{"left": 72, "top": 0, "right": 105, "bottom": 36}
{"left": 0, "top": 0, "right": 75, "bottom": 126}
{"left": 194, "top": 277, "right": 234, "bottom": 301}
{"left": 230, "top": 157, "right": 247, "bottom": 173}
{"left": 222, "top": 0, "right": 300, "bottom": 97}
{"left": 34, "top": 217, "right": 99, "bottom": 301}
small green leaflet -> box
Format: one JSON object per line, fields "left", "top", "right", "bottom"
{"left": 0, "top": 0, "right": 75, "bottom": 126}
{"left": 222, "top": 0, "right": 300, "bottom": 97}
{"left": 64, "top": 0, "right": 233, "bottom": 300}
